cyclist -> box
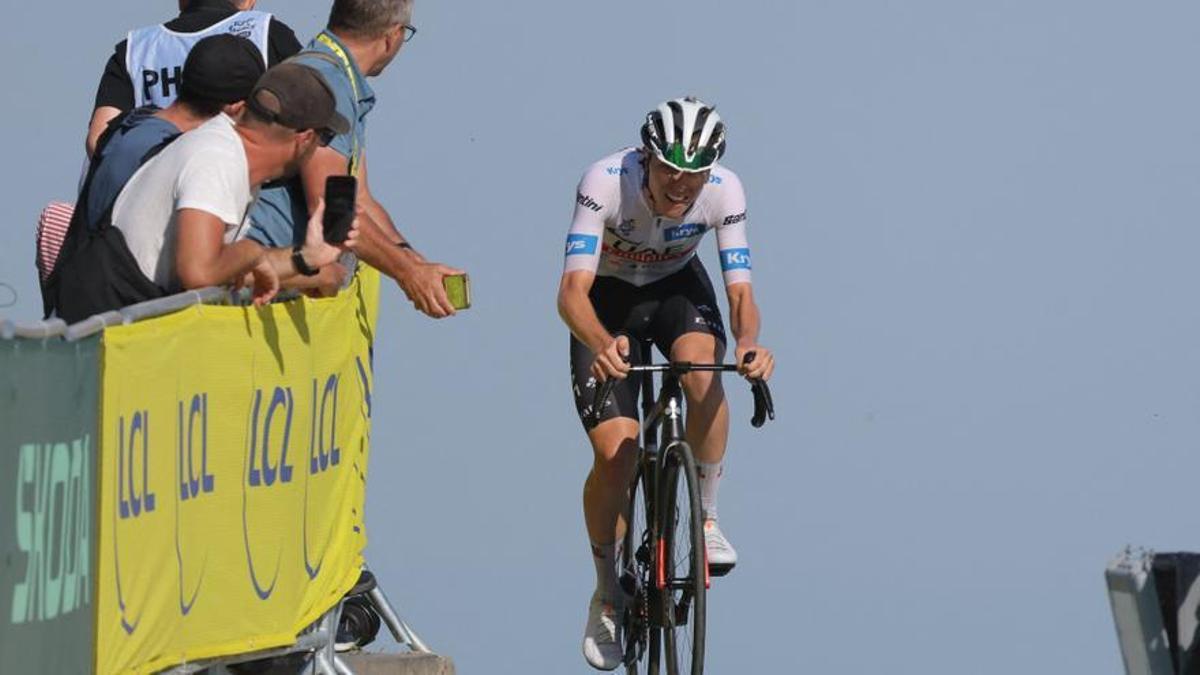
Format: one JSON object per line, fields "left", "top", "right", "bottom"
{"left": 557, "top": 96, "right": 775, "bottom": 670}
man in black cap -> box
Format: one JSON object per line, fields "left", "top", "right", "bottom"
{"left": 48, "top": 63, "right": 353, "bottom": 323}
{"left": 80, "top": 34, "right": 266, "bottom": 232}
{"left": 86, "top": 0, "right": 302, "bottom": 157}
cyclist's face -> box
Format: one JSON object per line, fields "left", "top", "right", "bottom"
{"left": 646, "top": 154, "right": 709, "bottom": 219}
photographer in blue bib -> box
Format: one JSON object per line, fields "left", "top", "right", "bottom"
{"left": 247, "top": 0, "right": 467, "bottom": 317}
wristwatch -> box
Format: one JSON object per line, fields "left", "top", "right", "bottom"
{"left": 292, "top": 245, "right": 319, "bottom": 277}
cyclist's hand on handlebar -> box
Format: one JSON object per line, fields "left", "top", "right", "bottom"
{"left": 592, "top": 335, "right": 632, "bottom": 382}
{"left": 736, "top": 344, "right": 775, "bottom": 381}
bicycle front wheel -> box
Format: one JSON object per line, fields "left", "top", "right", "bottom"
{"left": 659, "top": 442, "right": 706, "bottom": 675}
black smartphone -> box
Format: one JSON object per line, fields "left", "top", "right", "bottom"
{"left": 322, "top": 175, "right": 357, "bottom": 244}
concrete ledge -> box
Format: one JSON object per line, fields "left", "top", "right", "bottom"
{"left": 341, "top": 653, "right": 455, "bottom": 675}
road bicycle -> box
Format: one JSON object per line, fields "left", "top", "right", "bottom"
{"left": 587, "top": 347, "right": 774, "bottom": 675}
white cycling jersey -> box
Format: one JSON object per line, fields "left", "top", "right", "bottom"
{"left": 563, "top": 148, "right": 752, "bottom": 287}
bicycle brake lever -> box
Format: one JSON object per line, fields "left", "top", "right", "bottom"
{"left": 740, "top": 351, "right": 775, "bottom": 428}
{"left": 587, "top": 377, "right": 616, "bottom": 430}
{"left": 750, "top": 378, "right": 775, "bottom": 428}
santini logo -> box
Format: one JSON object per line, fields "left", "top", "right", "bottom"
{"left": 565, "top": 234, "right": 599, "bottom": 256}
{"left": 722, "top": 212, "right": 747, "bottom": 226}
{"left": 576, "top": 193, "right": 603, "bottom": 213}
{"left": 720, "top": 248, "right": 752, "bottom": 271}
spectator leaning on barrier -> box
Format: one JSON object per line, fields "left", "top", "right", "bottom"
{"left": 85, "top": 34, "right": 266, "bottom": 230}
{"left": 50, "top": 64, "right": 355, "bottom": 323}
{"left": 86, "top": 0, "right": 302, "bottom": 157}
{"left": 248, "top": 0, "right": 466, "bottom": 318}
{"left": 43, "top": 33, "right": 267, "bottom": 320}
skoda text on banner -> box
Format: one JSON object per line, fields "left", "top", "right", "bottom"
{"left": 96, "top": 268, "right": 381, "bottom": 675}
{"left": 0, "top": 335, "right": 100, "bottom": 674}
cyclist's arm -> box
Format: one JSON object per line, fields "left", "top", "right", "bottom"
{"left": 559, "top": 163, "right": 631, "bottom": 379}
{"left": 558, "top": 271, "right": 613, "bottom": 354}
{"left": 712, "top": 168, "right": 773, "bottom": 379}
{"left": 727, "top": 280, "right": 773, "bottom": 380}
{"left": 726, "top": 281, "right": 761, "bottom": 352}
{"left": 558, "top": 270, "right": 630, "bottom": 381}
{"left": 560, "top": 161, "right": 621, "bottom": 349}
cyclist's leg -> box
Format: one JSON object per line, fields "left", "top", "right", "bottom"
{"left": 571, "top": 332, "right": 644, "bottom": 598}
{"left": 584, "top": 419, "right": 639, "bottom": 567}
{"left": 571, "top": 336, "right": 642, "bottom": 669}
{"left": 650, "top": 258, "right": 732, "bottom": 529}
{"left": 670, "top": 332, "right": 729, "bottom": 467}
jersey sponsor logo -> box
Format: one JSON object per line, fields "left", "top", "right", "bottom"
{"left": 722, "top": 211, "right": 747, "bottom": 226}
{"left": 663, "top": 222, "right": 705, "bottom": 242}
{"left": 709, "top": 174, "right": 723, "bottom": 185}
{"left": 576, "top": 192, "right": 603, "bottom": 213}
{"left": 605, "top": 166, "right": 629, "bottom": 176}
{"left": 603, "top": 242, "right": 696, "bottom": 264}
{"left": 617, "top": 219, "right": 636, "bottom": 237}
{"left": 720, "top": 248, "right": 752, "bottom": 271}
{"left": 565, "top": 234, "right": 599, "bottom": 256}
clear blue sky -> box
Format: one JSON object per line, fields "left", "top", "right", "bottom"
{"left": 3, "top": 1, "right": 1199, "bottom": 672}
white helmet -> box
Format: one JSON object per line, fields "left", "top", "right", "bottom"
{"left": 640, "top": 97, "right": 726, "bottom": 173}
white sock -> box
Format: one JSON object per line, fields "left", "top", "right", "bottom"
{"left": 697, "top": 461, "right": 723, "bottom": 522}
{"left": 590, "top": 541, "right": 620, "bottom": 601}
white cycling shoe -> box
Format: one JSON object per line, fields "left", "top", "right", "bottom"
{"left": 582, "top": 591, "right": 623, "bottom": 671}
{"left": 705, "top": 520, "right": 738, "bottom": 576}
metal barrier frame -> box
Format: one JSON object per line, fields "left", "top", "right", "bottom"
{"left": 2, "top": 285, "right": 432, "bottom": 674}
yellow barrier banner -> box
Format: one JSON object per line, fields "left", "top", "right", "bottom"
{"left": 96, "top": 269, "right": 380, "bottom": 674}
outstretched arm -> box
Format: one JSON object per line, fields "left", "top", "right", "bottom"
{"left": 175, "top": 208, "right": 276, "bottom": 304}
{"left": 301, "top": 148, "right": 461, "bottom": 317}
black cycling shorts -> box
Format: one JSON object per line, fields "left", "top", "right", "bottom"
{"left": 570, "top": 257, "right": 727, "bottom": 428}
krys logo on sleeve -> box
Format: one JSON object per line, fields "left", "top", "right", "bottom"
{"left": 565, "top": 234, "right": 599, "bottom": 256}
{"left": 720, "top": 248, "right": 752, "bottom": 271}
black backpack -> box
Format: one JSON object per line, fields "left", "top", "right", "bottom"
{"left": 42, "top": 112, "right": 178, "bottom": 323}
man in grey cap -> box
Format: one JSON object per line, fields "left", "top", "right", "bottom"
{"left": 249, "top": 0, "right": 466, "bottom": 318}
{"left": 49, "top": 62, "right": 354, "bottom": 322}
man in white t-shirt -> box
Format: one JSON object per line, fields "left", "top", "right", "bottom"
{"left": 112, "top": 62, "right": 354, "bottom": 301}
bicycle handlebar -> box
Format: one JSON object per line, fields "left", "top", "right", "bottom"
{"left": 584, "top": 352, "right": 775, "bottom": 430}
